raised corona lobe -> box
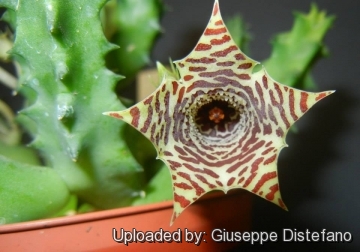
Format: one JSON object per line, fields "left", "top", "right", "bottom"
{"left": 104, "top": 0, "right": 334, "bottom": 224}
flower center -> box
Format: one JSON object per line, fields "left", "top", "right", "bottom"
{"left": 189, "top": 92, "right": 245, "bottom": 142}
{"left": 208, "top": 106, "right": 225, "bottom": 124}
{"left": 195, "top": 100, "right": 239, "bottom": 133}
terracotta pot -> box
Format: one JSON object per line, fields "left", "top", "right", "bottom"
{"left": 0, "top": 190, "right": 252, "bottom": 251}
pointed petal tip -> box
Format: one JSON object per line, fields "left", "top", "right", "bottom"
{"left": 282, "top": 204, "right": 289, "bottom": 211}
{"left": 213, "top": 0, "right": 220, "bottom": 16}
{"left": 102, "top": 111, "right": 123, "bottom": 119}
{"left": 327, "top": 90, "right": 336, "bottom": 97}
{"left": 102, "top": 111, "right": 113, "bottom": 117}
{"left": 323, "top": 90, "right": 336, "bottom": 95}
{"left": 315, "top": 90, "right": 335, "bottom": 102}
{"left": 277, "top": 198, "right": 288, "bottom": 211}
{"left": 170, "top": 211, "right": 177, "bottom": 226}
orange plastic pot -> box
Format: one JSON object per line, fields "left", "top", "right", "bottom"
{"left": 0, "top": 190, "right": 252, "bottom": 251}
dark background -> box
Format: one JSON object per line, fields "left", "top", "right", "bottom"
{"left": 151, "top": 0, "right": 359, "bottom": 251}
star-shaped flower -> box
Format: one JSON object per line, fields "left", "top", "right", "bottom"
{"left": 104, "top": 0, "right": 334, "bottom": 224}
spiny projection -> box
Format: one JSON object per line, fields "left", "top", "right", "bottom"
{"left": 104, "top": 0, "right": 334, "bottom": 225}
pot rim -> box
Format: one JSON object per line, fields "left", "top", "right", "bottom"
{"left": 0, "top": 190, "right": 238, "bottom": 234}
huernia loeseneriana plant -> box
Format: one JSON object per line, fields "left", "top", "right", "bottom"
{"left": 105, "top": 0, "right": 334, "bottom": 224}
{"left": 0, "top": 0, "right": 334, "bottom": 225}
